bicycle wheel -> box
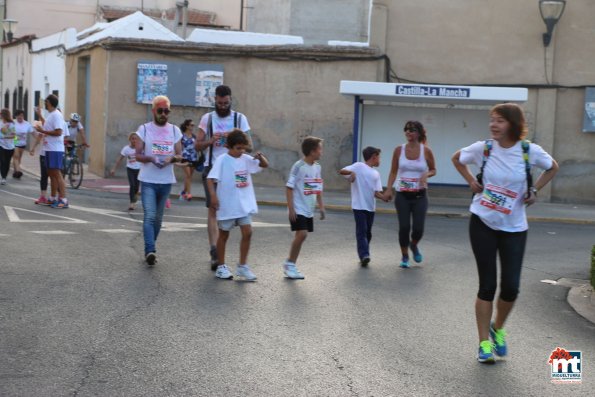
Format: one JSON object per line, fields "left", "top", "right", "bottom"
{"left": 69, "top": 158, "right": 83, "bottom": 189}
{"left": 61, "top": 156, "right": 70, "bottom": 177}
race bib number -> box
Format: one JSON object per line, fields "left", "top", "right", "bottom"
{"left": 480, "top": 184, "right": 518, "bottom": 215}
{"left": 397, "top": 177, "right": 420, "bottom": 192}
{"left": 127, "top": 155, "right": 137, "bottom": 164}
{"left": 304, "top": 178, "right": 323, "bottom": 195}
{"left": 235, "top": 170, "right": 249, "bottom": 188}
{"left": 151, "top": 140, "right": 173, "bottom": 155}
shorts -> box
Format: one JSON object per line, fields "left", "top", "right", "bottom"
{"left": 45, "top": 151, "right": 64, "bottom": 170}
{"left": 290, "top": 214, "right": 314, "bottom": 232}
{"left": 15, "top": 145, "right": 26, "bottom": 149}
{"left": 218, "top": 215, "right": 252, "bottom": 231}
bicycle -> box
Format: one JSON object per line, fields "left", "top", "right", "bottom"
{"left": 62, "top": 143, "right": 85, "bottom": 189}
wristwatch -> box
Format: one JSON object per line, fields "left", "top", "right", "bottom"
{"left": 530, "top": 187, "right": 538, "bottom": 196}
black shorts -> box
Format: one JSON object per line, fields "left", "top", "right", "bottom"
{"left": 290, "top": 215, "right": 314, "bottom": 232}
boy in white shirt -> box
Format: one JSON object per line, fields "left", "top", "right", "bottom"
{"left": 339, "top": 147, "right": 386, "bottom": 266}
{"left": 282, "top": 136, "right": 325, "bottom": 279}
{"left": 207, "top": 129, "right": 268, "bottom": 280}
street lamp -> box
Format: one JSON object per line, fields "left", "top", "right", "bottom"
{"left": 2, "top": 18, "right": 18, "bottom": 42}
{"left": 539, "top": 0, "right": 566, "bottom": 47}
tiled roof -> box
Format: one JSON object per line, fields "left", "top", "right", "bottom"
{"left": 100, "top": 6, "right": 217, "bottom": 27}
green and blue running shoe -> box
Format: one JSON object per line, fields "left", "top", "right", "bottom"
{"left": 490, "top": 323, "right": 507, "bottom": 356}
{"left": 477, "top": 340, "right": 495, "bottom": 364}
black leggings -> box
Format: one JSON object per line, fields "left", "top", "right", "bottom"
{"left": 127, "top": 167, "right": 140, "bottom": 203}
{"left": 394, "top": 191, "right": 428, "bottom": 248}
{"left": 469, "top": 214, "right": 527, "bottom": 302}
{"left": 39, "top": 155, "right": 48, "bottom": 191}
{"left": 0, "top": 147, "right": 14, "bottom": 178}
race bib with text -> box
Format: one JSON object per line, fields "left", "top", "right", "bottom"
{"left": 397, "top": 177, "right": 421, "bottom": 192}
{"left": 235, "top": 170, "right": 249, "bottom": 188}
{"left": 304, "top": 178, "right": 323, "bottom": 195}
{"left": 480, "top": 184, "right": 518, "bottom": 215}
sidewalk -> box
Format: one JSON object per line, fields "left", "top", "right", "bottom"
{"left": 18, "top": 153, "right": 595, "bottom": 324}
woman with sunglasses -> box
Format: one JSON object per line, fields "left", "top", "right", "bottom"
{"left": 179, "top": 119, "right": 198, "bottom": 201}
{"left": 384, "top": 121, "right": 436, "bottom": 268}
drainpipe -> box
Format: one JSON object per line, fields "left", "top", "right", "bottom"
{"left": 369, "top": 1, "right": 389, "bottom": 82}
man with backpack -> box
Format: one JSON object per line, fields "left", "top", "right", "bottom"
{"left": 195, "top": 85, "right": 252, "bottom": 270}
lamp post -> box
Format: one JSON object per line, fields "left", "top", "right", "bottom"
{"left": 2, "top": 19, "right": 18, "bottom": 42}
{"left": 539, "top": 0, "right": 566, "bottom": 47}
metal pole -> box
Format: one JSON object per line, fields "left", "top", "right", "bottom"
{"left": 240, "top": 0, "right": 244, "bottom": 31}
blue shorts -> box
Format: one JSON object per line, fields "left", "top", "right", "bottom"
{"left": 218, "top": 216, "right": 252, "bottom": 231}
{"left": 45, "top": 151, "right": 64, "bottom": 170}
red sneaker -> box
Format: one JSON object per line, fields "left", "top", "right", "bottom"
{"left": 34, "top": 196, "right": 48, "bottom": 205}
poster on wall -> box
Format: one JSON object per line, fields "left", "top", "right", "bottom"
{"left": 136, "top": 63, "right": 168, "bottom": 104}
{"left": 195, "top": 71, "right": 224, "bottom": 108}
{"left": 583, "top": 87, "right": 595, "bottom": 132}
{"left": 136, "top": 61, "right": 223, "bottom": 106}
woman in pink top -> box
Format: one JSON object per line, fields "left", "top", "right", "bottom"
{"left": 384, "top": 121, "right": 436, "bottom": 268}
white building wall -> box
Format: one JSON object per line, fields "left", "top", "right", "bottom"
{"left": 1, "top": 42, "right": 32, "bottom": 116}
{"left": 30, "top": 29, "right": 77, "bottom": 118}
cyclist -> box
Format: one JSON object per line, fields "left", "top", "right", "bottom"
{"left": 65, "top": 113, "right": 89, "bottom": 156}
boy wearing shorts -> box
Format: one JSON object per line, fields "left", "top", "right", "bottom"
{"left": 339, "top": 146, "right": 385, "bottom": 266}
{"left": 283, "top": 136, "right": 325, "bottom": 279}
{"left": 207, "top": 129, "right": 268, "bottom": 280}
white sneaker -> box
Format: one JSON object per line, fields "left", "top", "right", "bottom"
{"left": 236, "top": 264, "right": 257, "bottom": 281}
{"left": 283, "top": 262, "right": 305, "bottom": 279}
{"left": 0, "top": 178, "right": 6, "bottom": 185}
{"left": 215, "top": 264, "right": 233, "bottom": 279}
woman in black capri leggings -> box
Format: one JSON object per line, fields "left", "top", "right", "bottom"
{"left": 385, "top": 121, "right": 436, "bottom": 268}
{"left": 452, "top": 103, "right": 558, "bottom": 364}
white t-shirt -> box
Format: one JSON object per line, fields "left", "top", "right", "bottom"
{"left": 459, "top": 140, "right": 554, "bottom": 232}
{"left": 121, "top": 145, "right": 140, "bottom": 170}
{"left": 207, "top": 153, "right": 262, "bottom": 220}
{"left": 342, "top": 162, "right": 383, "bottom": 212}
{"left": 198, "top": 111, "right": 251, "bottom": 167}
{"left": 42, "top": 110, "right": 65, "bottom": 152}
{"left": 136, "top": 122, "right": 182, "bottom": 184}
{"left": 67, "top": 121, "right": 83, "bottom": 142}
{"left": 286, "top": 160, "right": 323, "bottom": 218}
{"left": 0, "top": 121, "right": 16, "bottom": 150}
{"left": 14, "top": 120, "right": 34, "bottom": 147}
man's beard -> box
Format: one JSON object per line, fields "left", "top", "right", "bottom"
{"left": 215, "top": 106, "right": 231, "bottom": 117}
{"left": 154, "top": 115, "right": 167, "bottom": 126}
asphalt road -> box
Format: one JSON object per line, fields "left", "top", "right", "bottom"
{"left": 1, "top": 178, "right": 594, "bottom": 396}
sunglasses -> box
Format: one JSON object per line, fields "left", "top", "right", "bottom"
{"left": 156, "top": 108, "right": 171, "bottom": 115}
{"left": 404, "top": 128, "right": 418, "bottom": 133}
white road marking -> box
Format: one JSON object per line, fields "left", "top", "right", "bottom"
{"left": 96, "top": 229, "right": 140, "bottom": 233}
{"left": 4, "top": 206, "right": 88, "bottom": 224}
{"left": 30, "top": 231, "right": 77, "bottom": 235}
{"left": 0, "top": 234, "right": 9, "bottom": 237}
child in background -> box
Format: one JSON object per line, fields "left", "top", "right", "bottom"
{"left": 207, "top": 129, "right": 268, "bottom": 280}
{"left": 110, "top": 132, "right": 141, "bottom": 210}
{"left": 282, "top": 136, "right": 325, "bottom": 279}
{"left": 339, "top": 146, "right": 386, "bottom": 266}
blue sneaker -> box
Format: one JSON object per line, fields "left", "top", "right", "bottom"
{"left": 399, "top": 258, "right": 410, "bottom": 268}
{"left": 490, "top": 323, "right": 507, "bottom": 356}
{"left": 51, "top": 199, "right": 69, "bottom": 209}
{"left": 477, "top": 340, "right": 495, "bottom": 364}
{"left": 410, "top": 244, "right": 423, "bottom": 263}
